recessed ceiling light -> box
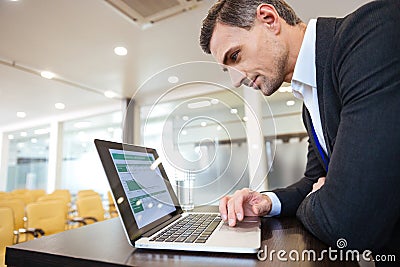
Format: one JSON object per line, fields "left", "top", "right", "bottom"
{"left": 286, "top": 100, "right": 295, "bottom": 106}
{"left": 278, "top": 86, "right": 293, "bottom": 93}
{"left": 55, "top": 102, "right": 65, "bottom": 110}
{"left": 201, "top": 122, "right": 207, "bottom": 127}
{"left": 8, "top": 134, "right": 14, "bottom": 140}
{"left": 16, "top": 112, "right": 26, "bottom": 118}
{"left": 181, "top": 130, "right": 187, "bottom": 135}
{"left": 20, "top": 132, "right": 27, "bottom": 137}
{"left": 210, "top": 99, "right": 219, "bottom": 105}
{"left": 182, "top": 116, "right": 189, "bottom": 121}
{"left": 104, "top": 90, "right": 117, "bottom": 98}
{"left": 31, "top": 138, "right": 38, "bottom": 144}
{"left": 187, "top": 101, "right": 211, "bottom": 109}
{"left": 168, "top": 76, "right": 179, "bottom": 84}
{"left": 40, "top": 71, "right": 55, "bottom": 79}
{"left": 242, "top": 116, "right": 248, "bottom": 122}
{"left": 114, "top": 46, "right": 128, "bottom": 56}
{"left": 230, "top": 108, "right": 238, "bottom": 114}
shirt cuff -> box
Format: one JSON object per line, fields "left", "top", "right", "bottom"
{"left": 263, "top": 192, "right": 282, "bottom": 217}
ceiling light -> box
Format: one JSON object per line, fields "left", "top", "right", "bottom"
{"left": 230, "top": 108, "right": 238, "bottom": 114}
{"left": 201, "top": 122, "right": 207, "bottom": 127}
{"left": 286, "top": 100, "right": 295, "bottom": 106}
{"left": 210, "top": 99, "right": 219, "bottom": 105}
{"left": 188, "top": 101, "right": 211, "bottom": 109}
{"left": 40, "top": 71, "right": 55, "bottom": 79}
{"left": 31, "top": 138, "right": 38, "bottom": 144}
{"left": 181, "top": 130, "right": 187, "bottom": 135}
{"left": 217, "top": 125, "right": 222, "bottom": 131}
{"left": 104, "top": 90, "right": 117, "bottom": 98}
{"left": 243, "top": 116, "right": 248, "bottom": 122}
{"left": 278, "top": 86, "right": 293, "bottom": 93}
{"left": 182, "top": 116, "right": 189, "bottom": 121}
{"left": 20, "top": 132, "right": 27, "bottom": 137}
{"left": 8, "top": 134, "right": 14, "bottom": 140}
{"left": 55, "top": 102, "right": 65, "bottom": 110}
{"left": 168, "top": 76, "right": 179, "bottom": 84}
{"left": 16, "top": 112, "right": 26, "bottom": 118}
{"left": 114, "top": 46, "right": 128, "bottom": 56}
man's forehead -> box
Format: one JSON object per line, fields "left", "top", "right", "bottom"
{"left": 210, "top": 23, "right": 243, "bottom": 62}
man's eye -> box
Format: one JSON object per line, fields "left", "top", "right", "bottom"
{"left": 230, "top": 51, "right": 239, "bottom": 62}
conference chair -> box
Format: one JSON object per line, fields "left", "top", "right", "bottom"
{"left": 76, "top": 195, "right": 106, "bottom": 223}
{"left": 25, "top": 200, "right": 67, "bottom": 239}
{"left": 0, "top": 207, "right": 16, "bottom": 267}
{"left": 77, "top": 189, "right": 98, "bottom": 199}
{"left": 0, "top": 199, "right": 25, "bottom": 231}
{"left": 107, "top": 191, "right": 118, "bottom": 218}
{"left": 29, "top": 189, "right": 46, "bottom": 201}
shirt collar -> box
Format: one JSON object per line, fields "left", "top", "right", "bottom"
{"left": 291, "top": 19, "right": 317, "bottom": 98}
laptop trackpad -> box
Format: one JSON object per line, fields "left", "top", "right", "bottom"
{"left": 219, "top": 217, "right": 260, "bottom": 232}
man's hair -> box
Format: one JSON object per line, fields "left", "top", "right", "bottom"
{"left": 200, "top": 0, "right": 302, "bottom": 54}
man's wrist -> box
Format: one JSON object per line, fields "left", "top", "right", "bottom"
{"left": 263, "top": 192, "right": 282, "bottom": 217}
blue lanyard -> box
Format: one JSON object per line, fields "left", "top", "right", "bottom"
{"left": 310, "top": 122, "right": 330, "bottom": 171}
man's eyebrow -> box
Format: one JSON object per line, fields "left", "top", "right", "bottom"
{"left": 222, "top": 46, "right": 237, "bottom": 65}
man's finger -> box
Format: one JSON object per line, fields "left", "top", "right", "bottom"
{"left": 227, "top": 197, "right": 237, "bottom": 226}
{"left": 219, "top": 196, "right": 230, "bottom": 221}
{"left": 234, "top": 192, "right": 245, "bottom": 221}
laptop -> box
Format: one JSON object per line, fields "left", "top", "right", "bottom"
{"left": 94, "top": 139, "right": 261, "bottom": 253}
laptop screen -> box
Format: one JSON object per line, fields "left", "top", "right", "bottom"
{"left": 95, "top": 139, "right": 183, "bottom": 243}
{"left": 108, "top": 148, "right": 176, "bottom": 229}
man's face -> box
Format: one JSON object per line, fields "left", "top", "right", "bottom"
{"left": 209, "top": 21, "right": 288, "bottom": 96}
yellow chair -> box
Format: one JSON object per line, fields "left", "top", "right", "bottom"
{"left": 77, "top": 189, "right": 98, "bottom": 199}
{"left": 0, "top": 199, "right": 25, "bottom": 231}
{"left": 11, "top": 189, "right": 29, "bottom": 194}
{"left": 76, "top": 195, "right": 105, "bottom": 223}
{"left": 0, "top": 207, "right": 15, "bottom": 267}
{"left": 30, "top": 189, "right": 46, "bottom": 201}
{"left": 52, "top": 189, "right": 71, "bottom": 203}
{"left": 9, "top": 192, "right": 35, "bottom": 205}
{"left": 25, "top": 201, "right": 66, "bottom": 238}
{"left": 107, "top": 191, "right": 118, "bottom": 218}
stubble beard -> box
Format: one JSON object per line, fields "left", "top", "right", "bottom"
{"left": 259, "top": 44, "right": 288, "bottom": 96}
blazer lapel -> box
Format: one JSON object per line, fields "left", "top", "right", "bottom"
{"left": 315, "top": 18, "right": 338, "bottom": 157}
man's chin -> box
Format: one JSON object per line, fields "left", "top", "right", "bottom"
{"left": 259, "top": 85, "right": 279, "bottom": 96}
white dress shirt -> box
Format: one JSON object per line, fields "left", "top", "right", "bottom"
{"left": 265, "top": 19, "right": 327, "bottom": 216}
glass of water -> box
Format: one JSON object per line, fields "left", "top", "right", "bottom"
{"left": 175, "top": 170, "right": 195, "bottom": 211}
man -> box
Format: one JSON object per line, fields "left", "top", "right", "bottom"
{"left": 200, "top": 0, "right": 399, "bottom": 262}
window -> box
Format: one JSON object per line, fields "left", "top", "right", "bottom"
{"left": 140, "top": 90, "right": 251, "bottom": 206}
{"left": 60, "top": 111, "right": 122, "bottom": 196}
{"left": 6, "top": 126, "right": 50, "bottom": 191}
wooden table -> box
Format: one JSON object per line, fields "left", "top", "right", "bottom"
{"left": 5, "top": 207, "right": 358, "bottom": 266}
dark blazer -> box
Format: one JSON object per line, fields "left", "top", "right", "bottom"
{"left": 271, "top": 0, "right": 400, "bottom": 261}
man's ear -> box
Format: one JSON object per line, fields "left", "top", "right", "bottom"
{"left": 256, "top": 4, "right": 281, "bottom": 34}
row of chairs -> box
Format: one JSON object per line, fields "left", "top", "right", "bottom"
{"left": 0, "top": 190, "right": 117, "bottom": 243}
{"left": 0, "top": 188, "right": 118, "bottom": 266}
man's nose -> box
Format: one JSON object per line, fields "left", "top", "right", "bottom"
{"left": 227, "top": 67, "right": 246, "bottom": 88}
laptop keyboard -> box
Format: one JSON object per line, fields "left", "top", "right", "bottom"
{"left": 150, "top": 214, "right": 222, "bottom": 243}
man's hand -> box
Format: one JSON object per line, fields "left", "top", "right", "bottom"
{"left": 311, "top": 177, "right": 326, "bottom": 193}
{"left": 219, "top": 188, "right": 272, "bottom": 227}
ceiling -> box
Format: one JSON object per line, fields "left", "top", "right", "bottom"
{"left": 0, "top": 0, "right": 373, "bottom": 131}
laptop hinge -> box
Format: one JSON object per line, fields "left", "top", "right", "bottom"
{"left": 142, "top": 214, "right": 183, "bottom": 237}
